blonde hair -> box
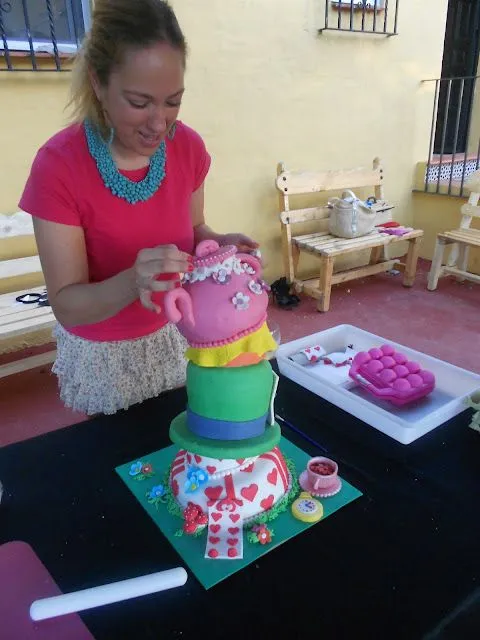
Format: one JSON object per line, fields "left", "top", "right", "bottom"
{"left": 68, "top": 0, "right": 187, "bottom": 134}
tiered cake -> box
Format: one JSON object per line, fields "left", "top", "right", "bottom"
{"left": 163, "top": 240, "right": 293, "bottom": 558}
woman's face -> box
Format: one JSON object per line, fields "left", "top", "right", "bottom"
{"left": 95, "top": 42, "right": 185, "bottom": 160}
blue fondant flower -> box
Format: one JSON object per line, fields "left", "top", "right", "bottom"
{"left": 146, "top": 484, "right": 167, "bottom": 508}
{"left": 129, "top": 460, "right": 155, "bottom": 481}
{"left": 232, "top": 292, "right": 250, "bottom": 310}
{"left": 148, "top": 485, "right": 166, "bottom": 500}
{"left": 129, "top": 461, "right": 143, "bottom": 476}
{"left": 184, "top": 466, "right": 209, "bottom": 493}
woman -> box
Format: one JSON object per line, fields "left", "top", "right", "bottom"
{"left": 19, "top": 0, "right": 257, "bottom": 415}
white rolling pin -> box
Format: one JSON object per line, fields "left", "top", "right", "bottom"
{"left": 30, "top": 567, "right": 188, "bottom": 621}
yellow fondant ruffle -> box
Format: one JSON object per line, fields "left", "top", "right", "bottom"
{"left": 185, "top": 322, "right": 277, "bottom": 367}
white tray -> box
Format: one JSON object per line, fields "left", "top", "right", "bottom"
{"left": 276, "top": 324, "right": 480, "bottom": 445}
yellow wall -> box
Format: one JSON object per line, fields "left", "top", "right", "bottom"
{"left": 1, "top": 0, "right": 449, "bottom": 288}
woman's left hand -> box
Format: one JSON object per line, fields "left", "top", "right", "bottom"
{"left": 218, "top": 233, "right": 259, "bottom": 252}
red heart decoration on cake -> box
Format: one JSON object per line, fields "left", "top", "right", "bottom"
{"left": 230, "top": 514, "right": 240, "bottom": 523}
{"left": 205, "top": 486, "right": 223, "bottom": 502}
{"left": 236, "top": 458, "right": 245, "bottom": 465}
{"left": 228, "top": 527, "right": 239, "bottom": 535}
{"left": 209, "top": 536, "right": 220, "bottom": 545}
{"left": 241, "top": 463, "right": 254, "bottom": 473}
{"left": 172, "top": 479, "right": 179, "bottom": 497}
{"left": 208, "top": 549, "right": 219, "bottom": 558}
{"left": 206, "top": 466, "right": 217, "bottom": 474}
{"left": 267, "top": 469, "right": 278, "bottom": 486}
{"left": 227, "top": 538, "right": 238, "bottom": 546}
{"left": 314, "top": 346, "right": 321, "bottom": 351}
{"left": 194, "top": 455, "right": 202, "bottom": 464}
{"left": 305, "top": 348, "right": 311, "bottom": 353}
{"left": 186, "top": 454, "right": 191, "bottom": 464}
{"left": 260, "top": 494, "right": 274, "bottom": 510}
{"left": 228, "top": 548, "right": 238, "bottom": 558}
{"left": 210, "top": 524, "right": 220, "bottom": 533}
{"left": 240, "top": 484, "right": 258, "bottom": 502}
{"left": 211, "top": 512, "right": 222, "bottom": 522}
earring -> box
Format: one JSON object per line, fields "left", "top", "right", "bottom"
{"left": 167, "top": 122, "right": 177, "bottom": 140}
{"left": 107, "top": 127, "right": 115, "bottom": 146}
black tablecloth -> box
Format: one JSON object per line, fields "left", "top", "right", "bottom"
{"left": 1, "top": 371, "right": 479, "bottom": 640}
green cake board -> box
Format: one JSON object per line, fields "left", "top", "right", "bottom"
{"left": 115, "top": 436, "right": 362, "bottom": 590}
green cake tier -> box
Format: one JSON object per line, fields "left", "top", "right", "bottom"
{"left": 186, "top": 360, "right": 274, "bottom": 422}
{"left": 170, "top": 411, "right": 281, "bottom": 458}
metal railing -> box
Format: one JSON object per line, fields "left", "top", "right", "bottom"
{"left": 319, "top": 0, "right": 399, "bottom": 36}
{"left": 422, "top": 75, "right": 480, "bottom": 198}
{"left": 0, "top": 0, "right": 88, "bottom": 71}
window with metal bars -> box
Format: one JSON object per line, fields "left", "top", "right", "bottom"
{"left": 0, "top": 0, "right": 90, "bottom": 71}
{"left": 319, "top": 0, "right": 399, "bottom": 36}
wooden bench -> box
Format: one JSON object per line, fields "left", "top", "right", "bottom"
{"left": 427, "top": 172, "right": 480, "bottom": 290}
{"left": 275, "top": 157, "right": 424, "bottom": 312}
{"left": 0, "top": 217, "right": 56, "bottom": 378}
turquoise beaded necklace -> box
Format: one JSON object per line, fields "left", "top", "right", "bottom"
{"left": 84, "top": 119, "right": 167, "bottom": 204}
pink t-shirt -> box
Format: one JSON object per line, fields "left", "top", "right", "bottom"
{"left": 19, "top": 121, "right": 211, "bottom": 342}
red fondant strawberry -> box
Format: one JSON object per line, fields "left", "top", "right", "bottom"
{"left": 183, "top": 502, "right": 200, "bottom": 522}
{"left": 183, "top": 521, "right": 197, "bottom": 534}
{"left": 197, "top": 512, "right": 208, "bottom": 526}
{"left": 183, "top": 502, "right": 208, "bottom": 535}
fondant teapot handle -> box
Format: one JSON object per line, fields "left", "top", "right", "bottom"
{"left": 163, "top": 287, "right": 195, "bottom": 327}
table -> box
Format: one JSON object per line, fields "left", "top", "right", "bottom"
{"left": 1, "top": 371, "right": 479, "bottom": 639}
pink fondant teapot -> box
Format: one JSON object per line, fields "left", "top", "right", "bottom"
{"left": 163, "top": 240, "right": 271, "bottom": 348}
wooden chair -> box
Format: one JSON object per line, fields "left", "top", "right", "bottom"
{"left": 276, "top": 158, "right": 424, "bottom": 312}
{"left": 427, "top": 170, "right": 480, "bottom": 290}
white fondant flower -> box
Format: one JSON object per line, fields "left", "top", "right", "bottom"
{"left": 212, "top": 267, "right": 231, "bottom": 284}
{"left": 260, "top": 279, "right": 271, "bottom": 292}
{"left": 195, "top": 266, "right": 209, "bottom": 282}
{"left": 223, "top": 257, "right": 234, "bottom": 271}
{"left": 242, "top": 263, "right": 256, "bottom": 275}
{"left": 232, "top": 291, "right": 250, "bottom": 310}
{"left": 248, "top": 279, "right": 263, "bottom": 295}
{"left": 232, "top": 258, "right": 244, "bottom": 275}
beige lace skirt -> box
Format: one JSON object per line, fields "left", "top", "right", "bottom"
{"left": 52, "top": 323, "right": 188, "bottom": 415}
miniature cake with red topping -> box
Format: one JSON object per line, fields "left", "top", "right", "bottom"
{"left": 164, "top": 240, "right": 295, "bottom": 557}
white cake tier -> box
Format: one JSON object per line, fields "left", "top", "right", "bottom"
{"left": 182, "top": 451, "right": 258, "bottom": 477}
{"left": 170, "top": 446, "right": 290, "bottom": 524}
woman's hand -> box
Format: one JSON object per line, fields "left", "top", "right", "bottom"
{"left": 135, "top": 244, "right": 193, "bottom": 312}
{"left": 217, "top": 233, "right": 259, "bottom": 252}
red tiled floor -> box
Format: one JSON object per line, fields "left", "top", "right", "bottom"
{"left": 0, "top": 260, "right": 478, "bottom": 447}
{"left": 268, "top": 259, "right": 480, "bottom": 375}
{"left": 0, "top": 366, "right": 87, "bottom": 448}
